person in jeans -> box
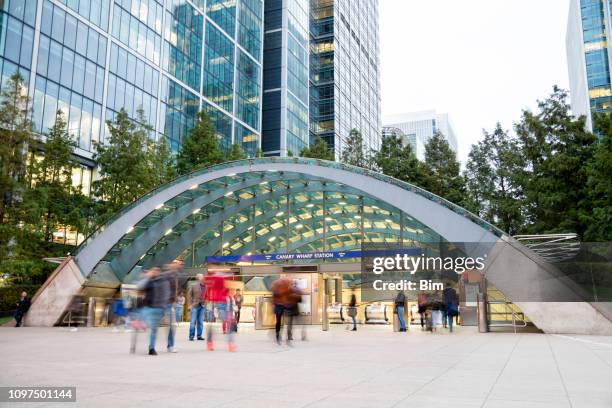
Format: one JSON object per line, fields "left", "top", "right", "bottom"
{"left": 163, "top": 261, "right": 181, "bottom": 352}
{"left": 175, "top": 291, "right": 185, "bottom": 324}
{"left": 140, "top": 267, "right": 170, "bottom": 355}
{"left": 394, "top": 291, "right": 407, "bottom": 332}
{"left": 14, "top": 291, "right": 31, "bottom": 327}
{"left": 443, "top": 286, "right": 459, "bottom": 333}
{"left": 188, "top": 274, "right": 206, "bottom": 341}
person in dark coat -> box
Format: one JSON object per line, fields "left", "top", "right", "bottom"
{"left": 443, "top": 287, "right": 459, "bottom": 332}
{"left": 14, "top": 291, "right": 31, "bottom": 327}
{"left": 140, "top": 267, "right": 171, "bottom": 355}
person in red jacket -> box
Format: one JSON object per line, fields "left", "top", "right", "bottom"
{"left": 204, "top": 272, "right": 236, "bottom": 352}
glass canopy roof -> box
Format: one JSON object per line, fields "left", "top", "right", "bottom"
{"left": 77, "top": 158, "right": 504, "bottom": 283}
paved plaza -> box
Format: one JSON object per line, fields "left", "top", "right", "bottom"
{"left": 1, "top": 324, "right": 612, "bottom": 408}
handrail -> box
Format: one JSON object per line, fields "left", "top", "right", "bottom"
{"left": 487, "top": 300, "right": 528, "bottom": 333}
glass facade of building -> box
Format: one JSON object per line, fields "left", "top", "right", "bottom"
{"left": 0, "top": 0, "right": 264, "bottom": 161}
{"left": 567, "top": 0, "right": 612, "bottom": 131}
{"left": 310, "top": 0, "right": 381, "bottom": 159}
{"left": 261, "top": 0, "right": 310, "bottom": 156}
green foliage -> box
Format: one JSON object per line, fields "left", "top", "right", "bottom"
{"left": 92, "top": 108, "right": 154, "bottom": 223}
{"left": 300, "top": 136, "right": 335, "bottom": 161}
{"left": 147, "top": 135, "right": 176, "bottom": 186}
{"left": 464, "top": 124, "right": 524, "bottom": 234}
{"left": 22, "top": 111, "right": 86, "bottom": 241}
{"left": 226, "top": 143, "right": 247, "bottom": 161}
{"left": 514, "top": 87, "right": 597, "bottom": 237}
{"left": 582, "top": 112, "right": 612, "bottom": 241}
{"left": 255, "top": 147, "right": 263, "bottom": 158}
{"left": 341, "top": 129, "right": 370, "bottom": 168}
{"left": 422, "top": 132, "right": 466, "bottom": 206}
{"left": 0, "top": 258, "right": 55, "bottom": 286}
{"left": 371, "top": 134, "right": 426, "bottom": 186}
{"left": 0, "top": 73, "right": 34, "bottom": 257}
{"left": 176, "top": 110, "right": 224, "bottom": 174}
{"left": 0, "top": 284, "right": 41, "bottom": 311}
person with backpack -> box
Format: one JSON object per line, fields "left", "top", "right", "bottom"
{"left": 394, "top": 291, "right": 407, "bottom": 332}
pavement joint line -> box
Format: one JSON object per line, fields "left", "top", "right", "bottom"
{"left": 553, "top": 334, "right": 612, "bottom": 371}
{"left": 383, "top": 333, "right": 491, "bottom": 408}
{"left": 553, "top": 334, "right": 612, "bottom": 348}
{"left": 478, "top": 333, "right": 522, "bottom": 408}
{"left": 545, "top": 334, "right": 574, "bottom": 408}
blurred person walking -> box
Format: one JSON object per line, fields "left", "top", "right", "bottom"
{"left": 443, "top": 286, "right": 459, "bottom": 333}
{"left": 348, "top": 289, "right": 357, "bottom": 331}
{"left": 233, "top": 289, "right": 243, "bottom": 330}
{"left": 205, "top": 272, "right": 236, "bottom": 352}
{"left": 175, "top": 291, "right": 185, "bottom": 323}
{"left": 271, "top": 277, "right": 292, "bottom": 345}
{"left": 189, "top": 273, "right": 206, "bottom": 341}
{"left": 163, "top": 261, "right": 181, "bottom": 352}
{"left": 417, "top": 291, "right": 427, "bottom": 330}
{"left": 140, "top": 267, "right": 170, "bottom": 356}
{"left": 394, "top": 291, "right": 407, "bottom": 332}
{"left": 13, "top": 291, "right": 30, "bottom": 327}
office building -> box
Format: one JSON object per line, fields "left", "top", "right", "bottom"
{"left": 308, "top": 0, "right": 381, "bottom": 159}
{"left": 383, "top": 110, "right": 458, "bottom": 161}
{"left": 261, "top": 0, "right": 310, "bottom": 156}
{"left": 0, "top": 0, "right": 264, "bottom": 182}
{"left": 566, "top": 0, "right": 612, "bottom": 131}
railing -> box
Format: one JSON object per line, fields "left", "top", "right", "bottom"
{"left": 487, "top": 300, "right": 528, "bottom": 333}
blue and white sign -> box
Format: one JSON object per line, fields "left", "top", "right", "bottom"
{"left": 205, "top": 248, "right": 421, "bottom": 264}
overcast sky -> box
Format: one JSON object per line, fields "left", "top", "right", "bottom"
{"left": 379, "top": 0, "right": 571, "bottom": 164}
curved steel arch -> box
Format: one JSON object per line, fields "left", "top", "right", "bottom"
{"left": 74, "top": 158, "right": 506, "bottom": 281}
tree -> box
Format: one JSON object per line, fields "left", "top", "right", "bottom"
{"left": 147, "top": 135, "right": 176, "bottom": 187}
{"left": 514, "top": 87, "right": 597, "bottom": 237}
{"left": 300, "top": 135, "right": 335, "bottom": 161}
{"left": 0, "top": 73, "right": 34, "bottom": 257}
{"left": 226, "top": 143, "right": 247, "bottom": 161}
{"left": 372, "top": 134, "right": 426, "bottom": 186}
{"left": 341, "top": 129, "right": 369, "bottom": 168}
{"left": 23, "top": 110, "right": 85, "bottom": 241}
{"left": 464, "top": 124, "right": 524, "bottom": 234}
{"left": 582, "top": 112, "right": 612, "bottom": 241}
{"left": 422, "top": 132, "right": 466, "bottom": 206}
{"left": 92, "top": 108, "right": 153, "bottom": 223}
{"left": 176, "top": 110, "right": 223, "bottom": 174}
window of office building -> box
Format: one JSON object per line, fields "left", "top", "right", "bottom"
{"left": 204, "top": 102, "right": 233, "bottom": 152}
{"left": 237, "top": 0, "right": 262, "bottom": 61}
{"left": 111, "top": 0, "right": 162, "bottom": 65}
{"left": 235, "top": 121, "right": 257, "bottom": 157}
{"left": 204, "top": 23, "right": 234, "bottom": 113}
{"left": 235, "top": 50, "right": 260, "bottom": 131}
{"left": 163, "top": 1, "right": 203, "bottom": 92}
{"left": 107, "top": 43, "right": 159, "bottom": 129}
{"left": 159, "top": 76, "right": 199, "bottom": 150}
{"left": 55, "top": 0, "right": 110, "bottom": 31}
{"left": 206, "top": 0, "right": 236, "bottom": 38}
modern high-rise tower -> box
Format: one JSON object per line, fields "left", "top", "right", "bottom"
{"left": 309, "top": 0, "right": 381, "bottom": 159}
{"left": 566, "top": 0, "right": 612, "bottom": 131}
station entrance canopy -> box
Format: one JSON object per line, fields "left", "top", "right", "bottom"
{"left": 26, "top": 158, "right": 612, "bottom": 334}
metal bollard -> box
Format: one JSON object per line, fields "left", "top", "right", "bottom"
{"left": 322, "top": 294, "right": 329, "bottom": 331}
{"left": 254, "top": 296, "right": 263, "bottom": 330}
{"left": 477, "top": 293, "right": 488, "bottom": 333}
{"left": 87, "top": 297, "right": 96, "bottom": 327}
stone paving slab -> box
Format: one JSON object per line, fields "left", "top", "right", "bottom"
{"left": 1, "top": 324, "right": 611, "bottom": 408}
